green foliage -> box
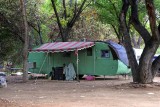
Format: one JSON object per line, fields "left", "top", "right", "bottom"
{"left": 155, "top": 0, "right": 160, "bottom": 11}
{"left": 69, "top": 7, "right": 116, "bottom": 41}
{"left": 41, "top": 0, "right": 53, "bottom": 16}
{"left": 26, "top": 0, "right": 54, "bottom": 44}
{"left": 154, "top": 0, "right": 160, "bottom": 23}
{"left": 60, "top": 18, "right": 68, "bottom": 27}
{"left": 0, "top": 27, "right": 23, "bottom": 63}
{"left": 95, "top": 0, "right": 121, "bottom": 24}
{"left": 94, "top": 0, "right": 122, "bottom": 41}
{"left": 0, "top": 0, "right": 23, "bottom": 63}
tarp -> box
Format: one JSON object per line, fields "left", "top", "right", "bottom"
{"left": 106, "top": 41, "right": 129, "bottom": 66}
{"left": 64, "top": 63, "right": 76, "bottom": 81}
{"left": 30, "top": 42, "right": 95, "bottom": 52}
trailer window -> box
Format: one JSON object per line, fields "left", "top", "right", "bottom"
{"left": 28, "top": 62, "right": 36, "bottom": 68}
{"left": 101, "top": 50, "right": 110, "bottom": 58}
{"left": 87, "top": 48, "right": 92, "bottom": 56}
{"left": 33, "top": 62, "right": 36, "bottom": 68}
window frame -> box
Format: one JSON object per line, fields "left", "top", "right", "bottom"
{"left": 87, "top": 48, "right": 93, "bottom": 56}
{"left": 101, "top": 50, "right": 110, "bottom": 58}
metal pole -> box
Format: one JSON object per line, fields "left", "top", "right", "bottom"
{"left": 76, "top": 50, "right": 79, "bottom": 81}
{"left": 94, "top": 46, "right": 96, "bottom": 75}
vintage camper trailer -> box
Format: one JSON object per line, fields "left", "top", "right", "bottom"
{"left": 28, "top": 41, "right": 130, "bottom": 79}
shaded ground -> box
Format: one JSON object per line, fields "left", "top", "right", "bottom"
{"left": 0, "top": 76, "right": 160, "bottom": 107}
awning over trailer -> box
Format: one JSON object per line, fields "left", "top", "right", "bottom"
{"left": 106, "top": 40, "right": 129, "bottom": 66}
{"left": 29, "top": 42, "right": 95, "bottom": 52}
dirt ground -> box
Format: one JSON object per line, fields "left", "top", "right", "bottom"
{"left": 0, "top": 76, "right": 160, "bottom": 107}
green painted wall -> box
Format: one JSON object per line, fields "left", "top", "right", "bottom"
{"left": 28, "top": 52, "right": 52, "bottom": 74}
{"left": 117, "top": 60, "right": 131, "bottom": 74}
{"left": 94, "top": 42, "right": 118, "bottom": 75}
{"left": 28, "top": 42, "right": 130, "bottom": 76}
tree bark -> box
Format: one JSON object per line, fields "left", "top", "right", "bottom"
{"left": 139, "top": 39, "right": 159, "bottom": 83}
{"left": 129, "top": 0, "right": 160, "bottom": 83}
{"left": 119, "top": 0, "right": 160, "bottom": 84}
{"left": 130, "top": 0, "right": 151, "bottom": 44}
{"left": 51, "top": 0, "right": 87, "bottom": 42}
{"left": 138, "top": 0, "right": 160, "bottom": 84}
{"left": 20, "top": 0, "right": 29, "bottom": 82}
{"left": 63, "top": 0, "right": 67, "bottom": 19}
{"left": 111, "top": 24, "right": 121, "bottom": 42}
{"left": 37, "top": 20, "right": 43, "bottom": 44}
{"left": 51, "top": 0, "right": 65, "bottom": 41}
{"left": 119, "top": 0, "right": 139, "bottom": 83}
{"left": 68, "top": 0, "right": 87, "bottom": 28}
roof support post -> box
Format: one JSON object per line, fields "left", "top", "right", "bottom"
{"left": 75, "top": 49, "right": 79, "bottom": 82}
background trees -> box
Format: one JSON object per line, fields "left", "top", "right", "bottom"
{"left": 0, "top": 0, "right": 49, "bottom": 66}
{"left": 0, "top": 0, "right": 24, "bottom": 65}
{"left": 50, "top": 0, "right": 88, "bottom": 42}
{"left": 0, "top": 0, "right": 160, "bottom": 84}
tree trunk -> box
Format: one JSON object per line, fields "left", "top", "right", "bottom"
{"left": 20, "top": 0, "right": 29, "bottom": 82}
{"left": 120, "top": 0, "right": 160, "bottom": 84}
{"left": 62, "top": 28, "right": 71, "bottom": 42}
{"left": 152, "top": 24, "right": 160, "bottom": 78}
{"left": 37, "top": 20, "right": 43, "bottom": 44}
{"left": 139, "top": 39, "right": 159, "bottom": 83}
{"left": 51, "top": 0, "right": 87, "bottom": 42}
{"left": 51, "top": 0, "right": 65, "bottom": 41}
{"left": 119, "top": 0, "right": 139, "bottom": 83}
{"left": 138, "top": 0, "right": 160, "bottom": 84}
{"left": 111, "top": 24, "right": 121, "bottom": 42}
{"left": 123, "top": 35, "right": 140, "bottom": 83}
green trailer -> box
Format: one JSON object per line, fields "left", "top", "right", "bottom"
{"left": 28, "top": 41, "right": 130, "bottom": 77}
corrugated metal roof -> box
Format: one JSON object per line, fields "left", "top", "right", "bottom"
{"left": 29, "top": 42, "right": 95, "bottom": 52}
